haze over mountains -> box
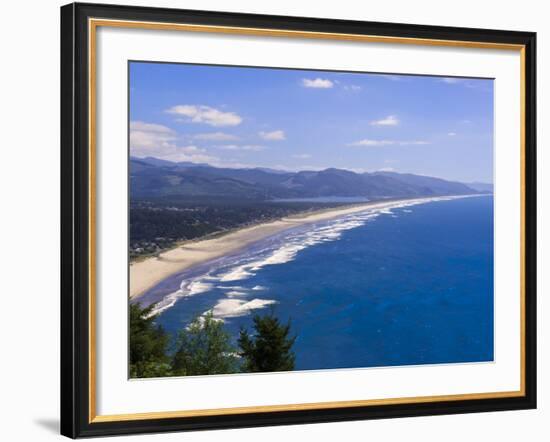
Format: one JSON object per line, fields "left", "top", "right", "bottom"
{"left": 130, "top": 156, "right": 489, "bottom": 200}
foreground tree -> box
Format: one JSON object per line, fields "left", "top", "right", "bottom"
{"left": 172, "top": 312, "right": 239, "bottom": 376}
{"left": 129, "top": 303, "right": 172, "bottom": 378}
{"left": 238, "top": 313, "right": 296, "bottom": 372}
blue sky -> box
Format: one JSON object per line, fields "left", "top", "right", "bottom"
{"left": 129, "top": 62, "right": 494, "bottom": 183}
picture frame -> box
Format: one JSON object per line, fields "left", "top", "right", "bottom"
{"left": 60, "top": 2, "right": 536, "bottom": 438}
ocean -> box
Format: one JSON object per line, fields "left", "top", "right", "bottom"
{"left": 144, "top": 195, "right": 494, "bottom": 370}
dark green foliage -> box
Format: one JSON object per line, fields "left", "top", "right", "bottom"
{"left": 172, "top": 312, "right": 239, "bottom": 376}
{"left": 130, "top": 199, "right": 340, "bottom": 259}
{"left": 238, "top": 313, "right": 296, "bottom": 372}
{"left": 129, "top": 303, "right": 172, "bottom": 378}
{"left": 129, "top": 157, "right": 482, "bottom": 259}
{"left": 130, "top": 301, "right": 297, "bottom": 378}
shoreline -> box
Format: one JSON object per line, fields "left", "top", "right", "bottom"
{"left": 130, "top": 194, "right": 481, "bottom": 300}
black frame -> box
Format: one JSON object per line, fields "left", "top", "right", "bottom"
{"left": 61, "top": 2, "right": 537, "bottom": 438}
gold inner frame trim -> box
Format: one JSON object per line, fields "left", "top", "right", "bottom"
{"left": 90, "top": 18, "right": 525, "bottom": 50}
{"left": 88, "top": 17, "right": 527, "bottom": 424}
{"left": 91, "top": 391, "right": 524, "bottom": 423}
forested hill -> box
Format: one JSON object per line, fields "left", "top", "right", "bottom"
{"left": 130, "top": 156, "right": 484, "bottom": 200}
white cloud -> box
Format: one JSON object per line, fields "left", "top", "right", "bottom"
{"left": 166, "top": 105, "right": 242, "bottom": 127}
{"left": 218, "top": 144, "right": 266, "bottom": 152}
{"left": 242, "top": 145, "right": 266, "bottom": 151}
{"left": 194, "top": 132, "right": 240, "bottom": 141}
{"left": 292, "top": 154, "right": 312, "bottom": 159}
{"left": 214, "top": 161, "right": 269, "bottom": 169}
{"left": 448, "top": 132, "right": 457, "bottom": 136}
{"left": 440, "top": 77, "right": 465, "bottom": 84}
{"left": 343, "top": 84, "right": 362, "bottom": 91}
{"left": 130, "top": 121, "right": 176, "bottom": 150}
{"left": 349, "top": 139, "right": 429, "bottom": 147}
{"left": 130, "top": 120, "right": 218, "bottom": 163}
{"left": 350, "top": 139, "right": 395, "bottom": 146}
{"left": 275, "top": 164, "right": 326, "bottom": 172}
{"left": 370, "top": 115, "right": 399, "bottom": 126}
{"left": 302, "top": 78, "right": 334, "bottom": 89}
{"left": 377, "top": 167, "right": 396, "bottom": 172}
{"left": 130, "top": 121, "right": 174, "bottom": 134}
{"left": 259, "top": 130, "right": 286, "bottom": 141}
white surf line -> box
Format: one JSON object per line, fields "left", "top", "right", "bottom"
{"left": 143, "top": 194, "right": 485, "bottom": 316}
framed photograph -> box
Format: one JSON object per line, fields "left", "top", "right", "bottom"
{"left": 60, "top": 2, "right": 536, "bottom": 438}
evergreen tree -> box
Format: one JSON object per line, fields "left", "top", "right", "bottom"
{"left": 238, "top": 313, "right": 296, "bottom": 372}
{"left": 129, "top": 303, "right": 172, "bottom": 378}
{"left": 172, "top": 312, "right": 239, "bottom": 376}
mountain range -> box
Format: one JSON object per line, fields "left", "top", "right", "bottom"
{"left": 130, "top": 156, "right": 490, "bottom": 200}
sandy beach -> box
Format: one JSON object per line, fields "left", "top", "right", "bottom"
{"left": 129, "top": 196, "right": 463, "bottom": 299}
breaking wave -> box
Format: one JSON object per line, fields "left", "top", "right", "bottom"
{"left": 147, "top": 196, "right": 462, "bottom": 318}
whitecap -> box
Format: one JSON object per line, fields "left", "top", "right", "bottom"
{"left": 145, "top": 279, "right": 214, "bottom": 318}
{"left": 210, "top": 298, "right": 277, "bottom": 319}
{"left": 226, "top": 290, "right": 248, "bottom": 297}
{"left": 144, "top": 290, "right": 182, "bottom": 318}
{"left": 211, "top": 210, "right": 384, "bottom": 284}
{"left": 188, "top": 281, "right": 213, "bottom": 295}
{"left": 219, "top": 266, "right": 254, "bottom": 282}
{"left": 150, "top": 194, "right": 480, "bottom": 317}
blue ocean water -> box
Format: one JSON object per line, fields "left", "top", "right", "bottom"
{"left": 147, "top": 196, "right": 494, "bottom": 370}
